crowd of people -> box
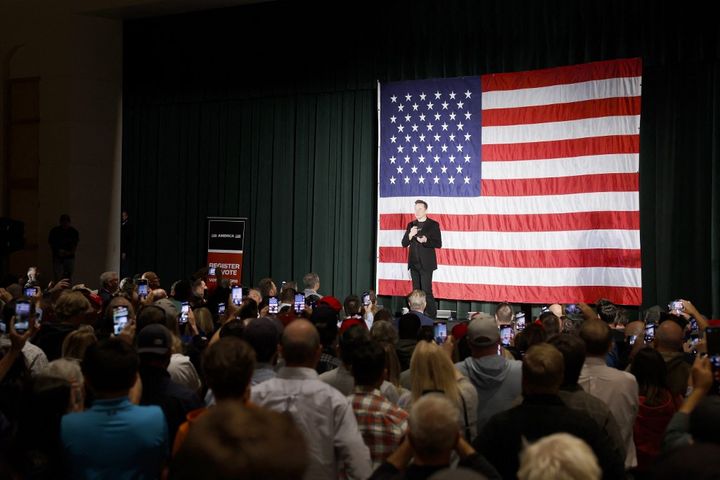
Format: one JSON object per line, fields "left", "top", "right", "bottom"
{"left": 0, "top": 265, "right": 718, "bottom": 479}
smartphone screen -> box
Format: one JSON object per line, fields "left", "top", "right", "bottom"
{"left": 294, "top": 293, "right": 305, "bottom": 313}
{"left": 231, "top": 286, "right": 242, "bottom": 305}
{"left": 14, "top": 301, "right": 31, "bottom": 332}
{"left": 514, "top": 312, "right": 526, "bottom": 331}
{"left": 209, "top": 267, "right": 216, "bottom": 276}
{"left": 671, "top": 300, "right": 684, "bottom": 312}
{"left": 565, "top": 304, "right": 580, "bottom": 315}
{"left": 269, "top": 297, "right": 279, "bottom": 314}
{"left": 434, "top": 322, "right": 447, "bottom": 344}
{"left": 217, "top": 302, "right": 226, "bottom": 315}
{"left": 113, "top": 306, "right": 129, "bottom": 335}
{"left": 179, "top": 302, "right": 189, "bottom": 325}
{"left": 628, "top": 334, "right": 638, "bottom": 345}
{"left": 689, "top": 317, "right": 699, "bottom": 332}
{"left": 138, "top": 283, "right": 148, "bottom": 298}
{"left": 644, "top": 324, "right": 656, "bottom": 342}
{"left": 500, "top": 325, "right": 514, "bottom": 347}
{"left": 362, "top": 292, "right": 371, "bottom": 307}
{"left": 24, "top": 287, "right": 38, "bottom": 297}
{"left": 706, "top": 326, "right": 720, "bottom": 356}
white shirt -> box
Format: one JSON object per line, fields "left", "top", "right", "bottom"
{"left": 251, "top": 366, "right": 372, "bottom": 480}
{"left": 0, "top": 337, "right": 48, "bottom": 376}
{"left": 579, "top": 356, "right": 639, "bottom": 468}
{"left": 319, "top": 364, "right": 400, "bottom": 404}
{"left": 168, "top": 353, "right": 201, "bottom": 393}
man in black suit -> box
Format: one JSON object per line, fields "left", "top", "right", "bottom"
{"left": 401, "top": 199, "right": 442, "bottom": 320}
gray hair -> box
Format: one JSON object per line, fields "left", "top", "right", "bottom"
{"left": 518, "top": 433, "right": 600, "bottom": 480}
{"left": 44, "top": 358, "right": 84, "bottom": 388}
{"left": 303, "top": 272, "right": 320, "bottom": 290}
{"left": 99, "top": 271, "right": 118, "bottom": 288}
{"left": 408, "top": 290, "right": 427, "bottom": 311}
{"left": 409, "top": 393, "right": 460, "bottom": 457}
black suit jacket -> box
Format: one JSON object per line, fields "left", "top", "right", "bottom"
{"left": 401, "top": 217, "right": 442, "bottom": 271}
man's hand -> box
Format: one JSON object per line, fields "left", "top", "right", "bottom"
{"left": 386, "top": 436, "right": 414, "bottom": 471}
{"left": 455, "top": 434, "right": 476, "bottom": 459}
{"left": 49, "top": 278, "right": 71, "bottom": 293}
{"left": 0, "top": 288, "right": 11, "bottom": 304}
{"left": 692, "top": 355, "right": 714, "bottom": 394}
{"left": 417, "top": 235, "right": 427, "bottom": 243}
{"left": 440, "top": 334, "right": 455, "bottom": 358}
{"left": 8, "top": 316, "right": 39, "bottom": 353}
{"left": 409, "top": 226, "right": 418, "bottom": 239}
{"left": 118, "top": 319, "right": 136, "bottom": 345}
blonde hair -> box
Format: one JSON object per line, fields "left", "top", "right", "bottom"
{"left": 410, "top": 341, "right": 460, "bottom": 403}
{"left": 55, "top": 291, "right": 91, "bottom": 322}
{"left": 518, "top": 433, "right": 601, "bottom": 480}
{"left": 61, "top": 325, "right": 97, "bottom": 360}
{"left": 194, "top": 307, "right": 215, "bottom": 334}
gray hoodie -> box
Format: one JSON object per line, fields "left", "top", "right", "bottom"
{"left": 456, "top": 355, "right": 522, "bottom": 430}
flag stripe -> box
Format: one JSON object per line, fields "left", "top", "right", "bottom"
{"left": 481, "top": 173, "right": 638, "bottom": 196}
{"left": 482, "top": 96, "right": 642, "bottom": 127}
{"left": 482, "top": 135, "right": 639, "bottom": 161}
{"left": 379, "top": 211, "right": 640, "bottom": 232}
{"left": 377, "top": 263, "right": 641, "bottom": 287}
{"left": 379, "top": 247, "right": 641, "bottom": 269}
{"left": 482, "top": 77, "right": 641, "bottom": 111}
{"left": 481, "top": 58, "right": 642, "bottom": 92}
{"left": 377, "top": 230, "right": 640, "bottom": 251}
{"left": 378, "top": 279, "right": 642, "bottom": 305}
{"left": 482, "top": 154, "right": 638, "bottom": 179}
{"left": 378, "top": 192, "right": 639, "bottom": 215}
{"left": 482, "top": 115, "right": 640, "bottom": 145}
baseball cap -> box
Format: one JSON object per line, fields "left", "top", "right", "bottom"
{"left": 137, "top": 324, "right": 172, "bottom": 355}
{"left": 317, "top": 295, "right": 342, "bottom": 313}
{"left": 154, "top": 298, "right": 179, "bottom": 324}
{"left": 467, "top": 312, "right": 499, "bottom": 347}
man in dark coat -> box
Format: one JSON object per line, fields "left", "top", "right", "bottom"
{"left": 401, "top": 199, "right": 442, "bottom": 320}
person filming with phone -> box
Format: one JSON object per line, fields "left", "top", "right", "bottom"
{"left": 401, "top": 200, "right": 442, "bottom": 320}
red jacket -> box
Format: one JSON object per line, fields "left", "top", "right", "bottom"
{"left": 633, "top": 391, "right": 681, "bottom": 470}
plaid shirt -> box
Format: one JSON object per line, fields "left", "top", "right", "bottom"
{"left": 349, "top": 386, "right": 409, "bottom": 467}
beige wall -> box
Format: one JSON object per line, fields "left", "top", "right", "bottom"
{"left": 0, "top": 6, "right": 122, "bottom": 288}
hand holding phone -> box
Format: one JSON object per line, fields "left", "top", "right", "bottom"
{"left": 113, "top": 305, "right": 129, "bottom": 335}
{"left": 294, "top": 293, "right": 305, "bottom": 313}
{"left": 500, "top": 324, "right": 514, "bottom": 347}
{"left": 137, "top": 279, "right": 149, "bottom": 298}
{"left": 179, "top": 302, "right": 190, "bottom": 325}
{"left": 231, "top": 286, "right": 243, "bottom": 305}
{"left": 268, "top": 297, "right": 279, "bottom": 315}
{"left": 362, "top": 292, "right": 371, "bottom": 307}
{"left": 434, "top": 321, "right": 447, "bottom": 344}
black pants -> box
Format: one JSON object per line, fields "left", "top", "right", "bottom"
{"left": 410, "top": 266, "right": 437, "bottom": 319}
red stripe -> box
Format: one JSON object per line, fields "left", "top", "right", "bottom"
{"left": 379, "top": 247, "right": 641, "bottom": 269}
{"left": 481, "top": 58, "right": 642, "bottom": 92}
{"left": 377, "top": 280, "right": 642, "bottom": 305}
{"left": 481, "top": 173, "right": 638, "bottom": 196}
{"left": 482, "top": 97, "right": 641, "bottom": 127}
{"left": 379, "top": 211, "right": 639, "bottom": 232}
{"left": 482, "top": 135, "right": 639, "bottom": 161}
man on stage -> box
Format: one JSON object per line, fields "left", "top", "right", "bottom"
{"left": 401, "top": 199, "right": 442, "bottom": 320}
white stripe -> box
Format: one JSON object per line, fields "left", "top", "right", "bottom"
{"left": 378, "top": 191, "right": 639, "bottom": 215}
{"left": 377, "top": 263, "right": 641, "bottom": 287}
{"left": 378, "top": 229, "right": 640, "bottom": 250}
{"left": 208, "top": 249, "right": 244, "bottom": 254}
{"left": 482, "top": 76, "right": 642, "bottom": 109}
{"left": 481, "top": 115, "right": 640, "bottom": 145}
{"left": 482, "top": 154, "right": 639, "bottom": 179}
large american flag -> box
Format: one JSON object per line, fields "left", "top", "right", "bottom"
{"left": 376, "top": 58, "right": 642, "bottom": 305}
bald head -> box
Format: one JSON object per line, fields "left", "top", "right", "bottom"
{"left": 656, "top": 320, "right": 684, "bottom": 352}
{"left": 579, "top": 319, "right": 612, "bottom": 356}
{"left": 281, "top": 319, "right": 321, "bottom": 367}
